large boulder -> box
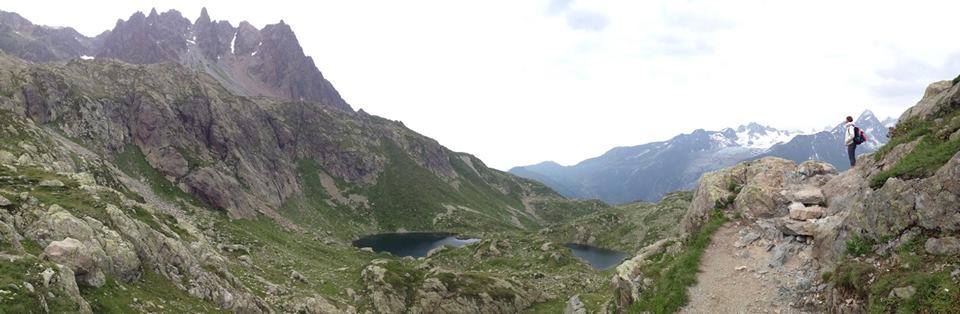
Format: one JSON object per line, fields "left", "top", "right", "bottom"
{"left": 289, "top": 295, "right": 347, "bottom": 314}
{"left": 44, "top": 237, "right": 105, "bottom": 286}
{"left": 564, "top": 294, "right": 586, "bottom": 314}
{"left": 789, "top": 205, "right": 825, "bottom": 221}
{"left": 796, "top": 160, "right": 838, "bottom": 178}
{"left": 924, "top": 237, "right": 960, "bottom": 256}
{"left": 102, "top": 205, "right": 268, "bottom": 312}
{"left": 788, "top": 187, "right": 825, "bottom": 205}
{"left": 681, "top": 157, "right": 795, "bottom": 234}
{"left": 735, "top": 184, "right": 788, "bottom": 218}
{"left": 899, "top": 80, "right": 954, "bottom": 121}
{"left": 28, "top": 206, "right": 140, "bottom": 286}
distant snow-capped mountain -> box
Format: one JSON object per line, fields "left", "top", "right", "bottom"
{"left": 510, "top": 110, "right": 892, "bottom": 204}
{"left": 510, "top": 122, "right": 805, "bottom": 204}
{"left": 756, "top": 110, "right": 891, "bottom": 170}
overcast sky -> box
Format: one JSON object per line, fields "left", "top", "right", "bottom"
{"left": 7, "top": 0, "right": 960, "bottom": 170}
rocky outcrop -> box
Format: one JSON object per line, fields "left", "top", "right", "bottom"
{"left": 616, "top": 158, "right": 841, "bottom": 311}
{"left": 360, "top": 259, "right": 533, "bottom": 313}
{"left": 29, "top": 205, "right": 140, "bottom": 287}
{"left": 680, "top": 157, "right": 810, "bottom": 235}
{"left": 611, "top": 238, "right": 676, "bottom": 309}
{"left": 564, "top": 294, "right": 586, "bottom": 314}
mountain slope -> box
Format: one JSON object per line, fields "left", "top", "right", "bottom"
{"left": 0, "top": 51, "right": 594, "bottom": 236}
{"left": 0, "top": 8, "right": 613, "bottom": 313}
{"left": 0, "top": 10, "right": 95, "bottom": 62}
{"left": 510, "top": 123, "right": 801, "bottom": 204}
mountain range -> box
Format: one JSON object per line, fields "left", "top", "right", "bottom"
{"left": 510, "top": 110, "right": 894, "bottom": 204}
{"left": 0, "top": 8, "right": 350, "bottom": 111}
{"left": 0, "top": 8, "right": 609, "bottom": 237}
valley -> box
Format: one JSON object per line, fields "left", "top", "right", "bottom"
{"left": 0, "top": 5, "right": 958, "bottom": 314}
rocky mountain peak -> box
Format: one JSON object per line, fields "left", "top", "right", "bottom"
{"left": 737, "top": 122, "right": 769, "bottom": 133}
{"left": 197, "top": 7, "right": 211, "bottom": 24}
{"left": 234, "top": 21, "right": 261, "bottom": 55}
{"left": 856, "top": 109, "right": 880, "bottom": 125}
{"left": 98, "top": 11, "right": 185, "bottom": 64}
{"left": 0, "top": 8, "right": 352, "bottom": 111}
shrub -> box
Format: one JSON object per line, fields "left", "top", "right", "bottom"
{"left": 845, "top": 234, "right": 874, "bottom": 257}
{"left": 830, "top": 261, "right": 877, "bottom": 296}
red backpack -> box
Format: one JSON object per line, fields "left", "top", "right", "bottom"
{"left": 853, "top": 127, "right": 867, "bottom": 145}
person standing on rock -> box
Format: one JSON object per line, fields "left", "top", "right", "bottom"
{"left": 844, "top": 116, "right": 859, "bottom": 166}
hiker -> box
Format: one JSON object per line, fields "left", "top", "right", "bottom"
{"left": 844, "top": 116, "right": 867, "bottom": 166}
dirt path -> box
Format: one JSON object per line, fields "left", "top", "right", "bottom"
{"left": 680, "top": 221, "right": 816, "bottom": 314}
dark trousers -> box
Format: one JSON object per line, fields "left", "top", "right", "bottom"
{"left": 847, "top": 144, "right": 857, "bottom": 166}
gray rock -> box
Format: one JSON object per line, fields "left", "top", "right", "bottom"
{"left": 346, "top": 287, "right": 359, "bottom": 302}
{"left": 0, "top": 195, "right": 10, "bottom": 207}
{"left": 768, "top": 242, "right": 795, "bottom": 267}
{"left": 17, "top": 154, "right": 32, "bottom": 165}
{"left": 291, "top": 295, "right": 342, "bottom": 314}
{"left": 796, "top": 160, "right": 838, "bottom": 178}
{"left": 217, "top": 243, "right": 250, "bottom": 254}
{"left": 0, "top": 150, "right": 15, "bottom": 165}
{"left": 38, "top": 179, "right": 65, "bottom": 188}
{"left": 734, "top": 231, "right": 761, "bottom": 248}
{"left": 890, "top": 286, "right": 916, "bottom": 299}
{"left": 291, "top": 270, "right": 308, "bottom": 283}
{"left": 40, "top": 268, "right": 55, "bottom": 287}
{"left": 564, "top": 294, "right": 586, "bottom": 314}
{"left": 787, "top": 202, "right": 806, "bottom": 212}
{"left": 790, "top": 187, "right": 825, "bottom": 205}
{"left": 426, "top": 245, "right": 446, "bottom": 258}
{"left": 924, "top": 237, "right": 960, "bottom": 255}
{"left": 789, "top": 205, "right": 825, "bottom": 221}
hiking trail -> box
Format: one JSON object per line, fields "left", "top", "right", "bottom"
{"left": 680, "top": 220, "right": 817, "bottom": 314}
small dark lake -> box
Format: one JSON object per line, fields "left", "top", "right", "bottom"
{"left": 352, "top": 232, "right": 480, "bottom": 257}
{"left": 565, "top": 243, "right": 629, "bottom": 270}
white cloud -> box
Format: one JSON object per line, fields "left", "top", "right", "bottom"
{"left": 6, "top": 0, "right": 960, "bottom": 170}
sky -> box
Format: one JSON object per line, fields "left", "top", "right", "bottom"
{"left": 6, "top": 0, "right": 960, "bottom": 170}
